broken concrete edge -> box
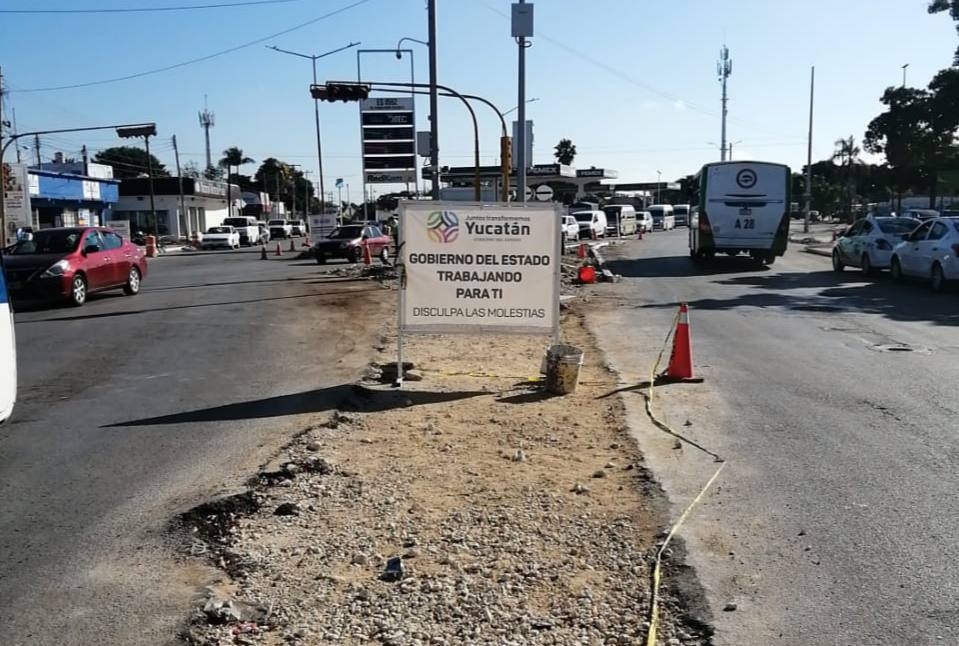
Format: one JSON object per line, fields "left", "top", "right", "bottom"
{"left": 803, "top": 245, "right": 833, "bottom": 257}
{"left": 569, "top": 300, "right": 717, "bottom": 638}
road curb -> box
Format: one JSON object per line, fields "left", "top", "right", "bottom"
{"left": 803, "top": 245, "right": 832, "bottom": 257}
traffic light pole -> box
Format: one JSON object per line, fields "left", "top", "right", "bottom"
{"left": 365, "top": 85, "right": 509, "bottom": 201}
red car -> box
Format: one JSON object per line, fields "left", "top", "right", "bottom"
{"left": 2, "top": 227, "right": 147, "bottom": 307}
{"left": 311, "top": 223, "right": 392, "bottom": 264}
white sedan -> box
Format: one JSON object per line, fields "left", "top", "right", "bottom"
{"left": 890, "top": 217, "right": 959, "bottom": 292}
{"left": 201, "top": 226, "right": 241, "bottom": 250}
{"left": 832, "top": 215, "right": 920, "bottom": 274}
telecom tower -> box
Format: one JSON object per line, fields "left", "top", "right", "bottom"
{"left": 717, "top": 45, "right": 732, "bottom": 162}
{"left": 198, "top": 98, "right": 215, "bottom": 171}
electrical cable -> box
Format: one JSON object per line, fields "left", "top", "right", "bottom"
{"left": 0, "top": 0, "right": 303, "bottom": 14}
{"left": 10, "top": 0, "right": 374, "bottom": 93}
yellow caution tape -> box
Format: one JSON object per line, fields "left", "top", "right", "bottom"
{"left": 644, "top": 309, "right": 726, "bottom": 646}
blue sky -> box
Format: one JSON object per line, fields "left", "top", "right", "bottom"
{"left": 1, "top": 0, "right": 955, "bottom": 197}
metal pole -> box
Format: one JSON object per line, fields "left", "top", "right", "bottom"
{"left": 173, "top": 135, "right": 189, "bottom": 239}
{"left": 34, "top": 134, "right": 40, "bottom": 165}
{"left": 144, "top": 135, "right": 158, "bottom": 237}
{"left": 303, "top": 170, "right": 311, "bottom": 218}
{"left": 312, "top": 59, "right": 326, "bottom": 217}
{"left": 427, "top": 0, "right": 440, "bottom": 199}
{"left": 718, "top": 45, "right": 731, "bottom": 162}
{"left": 517, "top": 0, "right": 528, "bottom": 204}
{"left": 804, "top": 66, "right": 815, "bottom": 234}
{"left": 901, "top": 63, "right": 909, "bottom": 88}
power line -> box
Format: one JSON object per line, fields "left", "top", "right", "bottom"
{"left": 10, "top": 0, "right": 374, "bottom": 93}
{"left": 0, "top": 0, "right": 303, "bottom": 14}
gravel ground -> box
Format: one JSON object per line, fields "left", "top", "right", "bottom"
{"left": 177, "top": 305, "right": 712, "bottom": 646}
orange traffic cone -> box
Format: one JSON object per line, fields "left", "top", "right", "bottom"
{"left": 577, "top": 243, "right": 586, "bottom": 259}
{"left": 362, "top": 241, "right": 373, "bottom": 265}
{"left": 661, "top": 304, "right": 704, "bottom": 383}
{"left": 275, "top": 242, "right": 283, "bottom": 257}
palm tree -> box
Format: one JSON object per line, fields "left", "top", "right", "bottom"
{"left": 554, "top": 138, "right": 577, "bottom": 165}
{"left": 219, "top": 147, "right": 254, "bottom": 217}
{"left": 832, "top": 136, "right": 861, "bottom": 222}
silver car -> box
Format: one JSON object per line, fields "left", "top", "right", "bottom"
{"left": 832, "top": 215, "right": 920, "bottom": 274}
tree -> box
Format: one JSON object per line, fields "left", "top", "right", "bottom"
{"left": 203, "top": 165, "right": 224, "bottom": 180}
{"left": 865, "top": 84, "right": 957, "bottom": 209}
{"left": 929, "top": 0, "right": 959, "bottom": 64}
{"left": 553, "top": 138, "right": 577, "bottom": 165}
{"left": 181, "top": 160, "right": 201, "bottom": 179}
{"left": 94, "top": 146, "right": 169, "bottom": 180}
{"left": 832, "top": 135, "right": 861, "bottom": 221}
{"left": 219, "top": 147, "right": 254, "bottom": 181}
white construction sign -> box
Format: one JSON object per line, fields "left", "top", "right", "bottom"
{"left": 399, "top": 201, "right": 560, "bottom": 335}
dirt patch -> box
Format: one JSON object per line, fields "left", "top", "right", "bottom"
{"left": 178, "top": 304, "right": 711, "bottom": 645}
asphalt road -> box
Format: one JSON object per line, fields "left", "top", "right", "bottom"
{"left": 0, "top": 247, "right": 391, "bottom": 645}
{"left": 590, "top": 230, "right": 959, "bottom": 645}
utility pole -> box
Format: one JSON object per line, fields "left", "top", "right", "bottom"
{"left": 303, "top": 170, "right": 311, "bottom": 217}
{"left": 804, "top": 66, "right": 815, "bottom": 234}
{"left": 901, "top": 63, "right": 909, "bottom": 88}
{"left": 0, "top": 65, "right": 5, "bottom": 246}
{"left": 427, "top": 0, "right": 440, "bottom": 199}
{"left": 34, "top": 134, "right": 40, "bottom": 165}
{"left": 717, "top": 44, "right": 732, "bottom": 162}
{"left": 656, "top": 170, "right": 662, "bottom": 204}
{"left": 514, "top": 1, "right": 533, "bottom": 203}
{"left": 172, "top": 135, "right": 189, "bottom": 239}
{"left": 12, "top": 107, "right": 21, "bottom": 163}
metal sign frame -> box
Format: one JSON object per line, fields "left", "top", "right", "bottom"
{"left": 394, "top": 199, "right": 562, "bottom": 385}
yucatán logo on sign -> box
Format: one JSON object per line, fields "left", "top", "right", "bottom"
{"left": 426, "top": 210, "right": 459, "bottom": 243}
{"left": 736, "top": 168, "right": 757, "bottom": 189}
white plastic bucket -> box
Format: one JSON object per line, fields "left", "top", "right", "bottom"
{"left": 545, "top": 344, "right": 584, "bottom": 395}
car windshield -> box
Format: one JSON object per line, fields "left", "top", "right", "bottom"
{"left": 876, "top": 218, "right": 920, "bottom": 234}
{"left": 951, "top": 218, "right": 959, "bottom": 233}
{"left": 8, "top": 229, "right": 82, "bottom": 255}
{"left": 674, "top": 206, "right": 689, "bottom": 215}
{"left": 208, "top": 227, "right": 232, "bottom": 234}
{"left": 573, "top": 212, "right": 594, "bottom": 223}
{"left": 269, "top": 221, "right": 285, "bottom": 226}
{"left": 327, "top": 226, "right": 363, "bottom": 239}
{"left": 223, "top": 218, "right": 248, "bottom": 227}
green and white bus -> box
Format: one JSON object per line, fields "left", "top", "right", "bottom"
{"left": 689, "top": 161, "right": 791, "bottom": 264}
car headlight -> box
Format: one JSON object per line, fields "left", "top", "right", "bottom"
{"left": 41, "top": 259, "right": 70, "bottom": 278}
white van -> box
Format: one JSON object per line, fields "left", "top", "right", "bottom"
{"left": 602, "top": 205, "right": 638, "bottom": 236}
{"left": 689, "top": 161, "right": 791, "bottom": 264}
{"left": 673, "top": 204, "right": 690, "bottom": 227}
{"left": 648, "top": 204, "right": 675, "bottom": 231}
{"left": 571, "top": 210, "right": 608, "bottom": 239}
{"left": 0, "top": 253, "right": 16, "bottom": 424}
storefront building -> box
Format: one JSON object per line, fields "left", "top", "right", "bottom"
{"left": 115, "top": 177, "right": 240, "bottom": 239}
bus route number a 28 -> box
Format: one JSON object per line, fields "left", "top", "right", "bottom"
{"left": 736, "top": 206, "right": 755, "bottom": 229}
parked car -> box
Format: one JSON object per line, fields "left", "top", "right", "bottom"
{"left": 223, "top": 216, "right": 260, "bottom": 246}
{"left": 312, "top": 224, "right": 392, "bottom": 264}
{"left": 831, "top": 215, "right": 920, "bottom": 274}
{"left": 638, "top": 211, "right": 654, "bottom": 233}
{"left": 269, "top": 219, "right": 293, "bottom": 239}
{"left": 890, "top": 217, "right": 959, "bottom": 291}
{"left": 289, "top": 220, "right": 306, "bottom": 236}
{"left": 571, "top": 210, "right": 607, "bottom": 239}
{"left": 900, "top": 208, "right": 939, "bottom": 221}
{"left": 1, "top": 227, "right": 147, "bottom": 307}
{"left": 201, "top": 226, "right": 241, "bottom": 250}
{"left": 561, "top": 215, "right": 580, "bottom": 245}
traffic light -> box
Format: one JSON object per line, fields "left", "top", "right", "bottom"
{"left": 311, "top": 82, "right": 371, "bottom": 102}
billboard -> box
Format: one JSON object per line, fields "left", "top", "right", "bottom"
{"left": 399, "top": 201, "right": 559, "bottom": 335}
{"left": 2, "top": 163, "right": 32, "bottom": 243}
{"left": 360, "top": 97, "right": 416, "bottom": 184}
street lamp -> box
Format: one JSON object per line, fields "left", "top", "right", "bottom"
{"left": 901, "top": 63, "right": 909, "bottom": 88}
{"left": 656, "top": 170, "right": 662, "bottom": 204}
{"left": 267, "top": 41, "right": 360, "bottom": 218}
{"left": 395, "top": 37, "right": 428, "bottom": 58}
{"left": 502, "top": 97, "right": 539, "bottom": 116}
{"left": 391, "top": 29, "right": 437, "bottom": 199}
